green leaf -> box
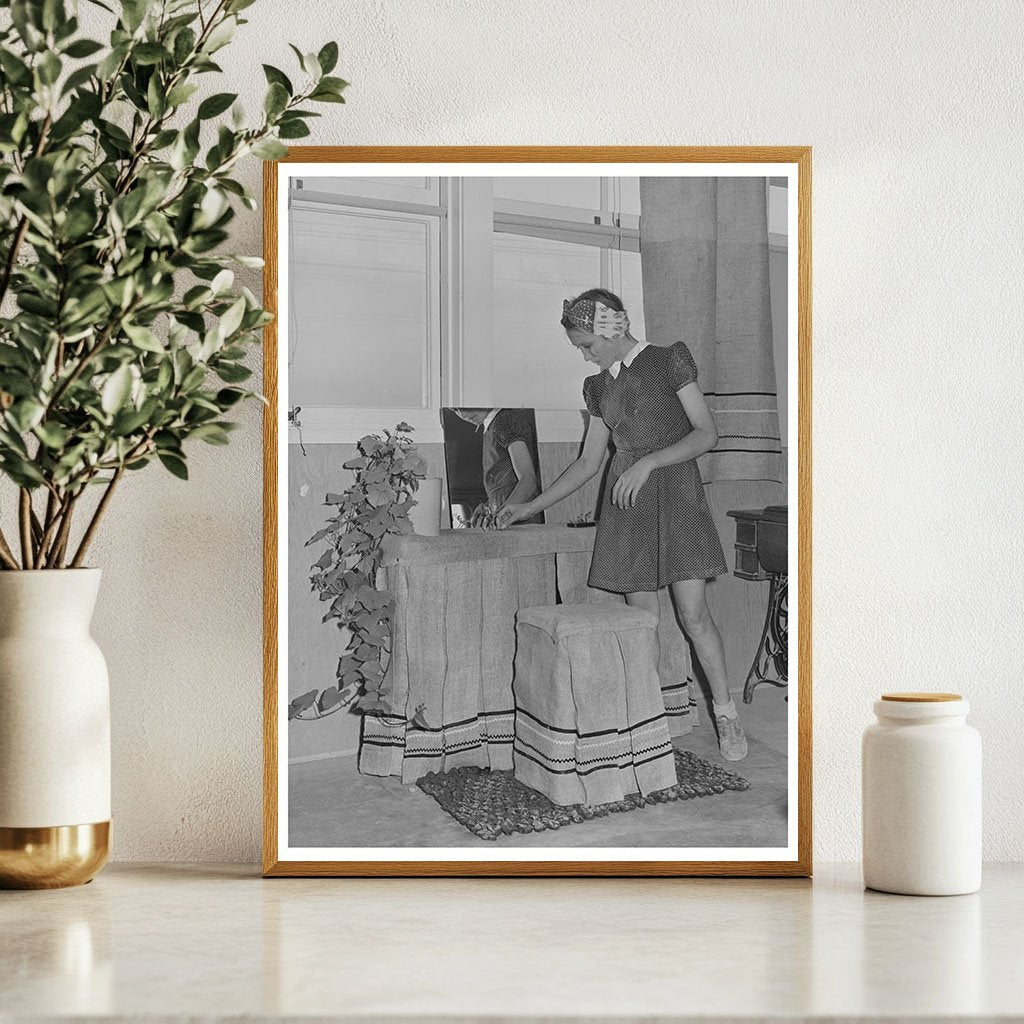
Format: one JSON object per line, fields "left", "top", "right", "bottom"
{"left": 189, "top": 423, "right": 230, "bottom": 445}
{"left": 10, "top": 399, "right": 45, "bottom": 432}
{"left": 317, "top": 41, "right": 339, "bottom": 75}
{"left": 318, "top": 76, "right": 349, "bottom": 92}
{"left": 96, "top": 43, "right": 128, "bottom": 81}
{"left": 101, "top": 365, "right": 133, "bottom": 415}
{"left": 215, "top": 388, "right": 247, "bottom": 407}
{"left": 218, "top": 296, "right": 246, "bottom": 339}
{"left": 263, "top": 82, "right": 288, "bottom": 117}
{"left": 158, "top": 452, "right": 189, "bottom": 479}
{"left": 34, "top": 421, "right": 70, "bottom": 449}
{"left": 262, "top": 64, "right": 292, "bottom": 94}
{"left": 173, "top": 26, "right": 196, "bottom": 65}
{"left": 42, "top": 0, "right": 66, "bottom": 33}
{"left": 0, "top": 50, "right": 33, "bottom": 86}
{"left": 146, "top": 75, "right": 166, "bottom": 118}
{"left": 63, "top": 38, "right": 104, "bottom": 58}
{"left": 123, "top": 322, "right": 164, "bottom": 353}
{"left": 251, "top": 137, "right": 287, "bottom": 160}
{"left": 228, "top": 254, "right": 263, "bottom": 269}
{"left": 10, "top": 1, "right": 44, "bottom": 51}
{"left": 60, "top": 62, "right": 97, "bottom": 96}
{"left": 132, "top": 42, "right": 168, "bottom": 65}
{"left": 215, "top": 362, "right": 251, "bottom": 383}
{"left": 38, "top": 51, "right": 62, "bottom": 86}
{"left": 121, "top": 0, "right": 153, "bottom": 33}
{"left": 166, "top": 82, "right": 199, "bottom": 107}
{"left": 203, "top": 15, "right": 236, "bottom": 53}
{"left": 198, "top": 91, "right": 237, "bottom": 119}
{"left": 309, "top": 87, "right": 346, "bottom": 104}
{"left": 182, "top": 284, "right": 212, "bottom": 309}
{"left": 112, "top": 405, "right": 152, "bottom": 436}
{"left": 210, "top": 268, "right": 233, "bottom": 294}
{"left": 0, "top": 455, "right": 46, "bottom": 487}
{"left": 277, "top": 120, "right": 310, "bottom": 140}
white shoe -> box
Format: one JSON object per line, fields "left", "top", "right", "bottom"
{"left": 716, "top": 715, "right": 748, "bottom": 761}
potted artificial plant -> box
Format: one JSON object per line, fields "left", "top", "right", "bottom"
{"left": 0, "top": 0, "right": 346, "bottom": 887}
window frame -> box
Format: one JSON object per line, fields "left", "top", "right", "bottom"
{"left": 283, "top": 175, "right": 787, "bottom": 446}
{"left": 285, "top": 181, "right": 448, "bottom": 444}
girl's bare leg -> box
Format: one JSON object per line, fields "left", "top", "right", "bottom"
{"left": 669, "top": 578, "right": 731, "bottom": 704}
{"left": 669, "top": 579, "right": 747, "bottom": 760}
{"left": 625, "top": 590, "right": 661, "bottom": 672}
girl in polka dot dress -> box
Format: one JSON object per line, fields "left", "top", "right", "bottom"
{"left": 499, "top": 289, "right": 747, "bottom": 761}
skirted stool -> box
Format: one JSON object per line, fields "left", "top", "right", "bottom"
{"left": 512, "top": 603, "right": 678, "bottom": 807}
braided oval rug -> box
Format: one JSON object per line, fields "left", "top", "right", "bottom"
{"left": 417, "top": 749, "right": 750, "bottom": 841}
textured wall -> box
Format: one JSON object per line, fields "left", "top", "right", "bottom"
{"left": 62, "top": 1, "right": 1024, "bottom": 862}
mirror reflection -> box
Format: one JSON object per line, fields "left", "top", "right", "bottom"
{"left": 441, "top": 408, "right": 544, "bottom": 528}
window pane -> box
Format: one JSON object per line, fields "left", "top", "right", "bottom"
{"left": 492, "top": 176, "right": 602, "bottom": 210}
{"left": 768, "top": 183, "right": 788, "bottom": 238}
{"left": 609, "top": 248, "right": 647, "bottom": 343}
{"left": 616, "top": 177, "right": 641, "bottom": 216}
{"left": 289, "top": 209, "right": 431, "bottom": 408}
{"left": 492, "top": 235, "right": 602, "bottom": 409}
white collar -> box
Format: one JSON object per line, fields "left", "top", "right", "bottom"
{"left": 608, "top": 340, "right": 648, "bottom": 378}
{"left": 482, "top": 408, "right": 499, "bottom": 432}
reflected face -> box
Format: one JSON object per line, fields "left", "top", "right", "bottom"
{"left": 567, "top": 327, "right": 621, "bottom": 370}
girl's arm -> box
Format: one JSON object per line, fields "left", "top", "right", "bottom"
{"left": 611, "top": 383, "right": 718, "bottom": 508}
{"left": 498, "top": 415, "right": 610, "bottom": 525}
{"left": 504, "top": 439, "right": 540, "bottom": 506}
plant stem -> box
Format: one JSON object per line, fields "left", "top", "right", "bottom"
{"left": 35, "top": 488, "right": 66, "bottom": 566}
{"left": 0, "top": 527, "right": 19, "bottom": 570}
{"left": 70, "top": 465, "right": 124, "bottom": 568}
{"left": 18, "top": 489, "right": 34, "bottom": 569}
{"left": 45, "top": 492, "right": 78, "bottom": 569}
{"left": 29, "top": 507, "right": 43, "bottom": 546}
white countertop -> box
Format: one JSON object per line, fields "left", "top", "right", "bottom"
{"left": 2, "top": 862, "right": 1022, "bottom": 1021}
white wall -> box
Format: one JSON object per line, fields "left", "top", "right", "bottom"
{"left": 63, "top": 0, "right": 1023, "bottom": 862}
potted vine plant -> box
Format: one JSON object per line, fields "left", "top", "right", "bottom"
{"left": 0, "top": 0, "right": 346, "bottom": 888}
{"left": 290, "top": 424, "right": 427, "bottom": 725}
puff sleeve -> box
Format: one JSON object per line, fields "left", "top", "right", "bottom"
{"left": 493, "top": 410, "right": 533, "bottom": 451}
{"left": 582, "top": 374, "right": 603, "bottom": 416}
{"left": 666, "top": 341, "right": 698, "bottom": 390}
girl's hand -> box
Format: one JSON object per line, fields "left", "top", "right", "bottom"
{"left": 611, "top": 458, "right": 654, "bottom": 508}
{"left": 496, "top": 503, "right": 531, "bottom": 529}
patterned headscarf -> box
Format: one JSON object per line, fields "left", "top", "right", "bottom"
{"left": 562, "top": 296, "right": 630, "bottom": 339}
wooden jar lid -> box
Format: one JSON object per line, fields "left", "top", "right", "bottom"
{"left": 880, "top": 692, "right": 962, "bottom": 702}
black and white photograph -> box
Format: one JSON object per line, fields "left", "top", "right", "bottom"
{"left": 267, "top": 152, "right": 809, "bottom": 874}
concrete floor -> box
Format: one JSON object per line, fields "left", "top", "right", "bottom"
{"left": 289, "top": 685, "right": 789, "bottom": 849}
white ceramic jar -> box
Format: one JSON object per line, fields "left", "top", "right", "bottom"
{"left": 862, "top": 693, "right": 981, "bottom": 895}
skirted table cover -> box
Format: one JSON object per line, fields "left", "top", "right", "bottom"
{"left": 512, "top": 603, "right": 679, "bottom": 806}
{"left": 359, "top": 526, "right": 699, "bottom": 782}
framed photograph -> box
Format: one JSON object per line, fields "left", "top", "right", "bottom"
{"left": 263, "top": 147, "right": 811, "bottom": 876}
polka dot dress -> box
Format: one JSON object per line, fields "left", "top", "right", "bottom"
{"left": 583, "top": 341, "right": 728, "bottom": 594}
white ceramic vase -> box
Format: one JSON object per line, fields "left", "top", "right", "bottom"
{"left": 862, "top": 692, "right": 981, "bottom": 896}
{"left": 0, "top": 569, "right": 111, "bottom": 888}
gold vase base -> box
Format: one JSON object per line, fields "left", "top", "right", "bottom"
{"left": 0, "top": 821, "right": 110, "bottom": 889}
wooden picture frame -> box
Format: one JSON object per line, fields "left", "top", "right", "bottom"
{"left": 263, "top": 147, "right": 812, "bottom": 877}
